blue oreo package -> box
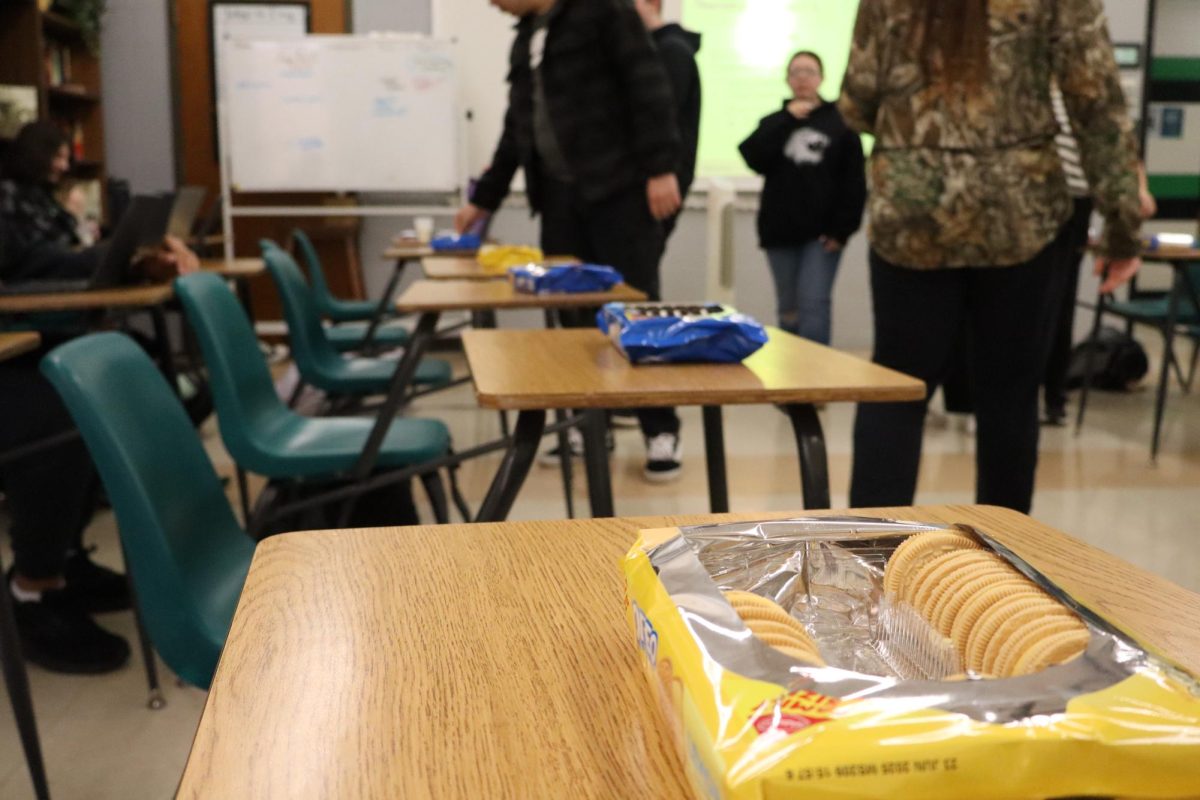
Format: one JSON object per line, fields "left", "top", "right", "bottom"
{"left": 597, "top": 302, "right": 769, "bottom": 364}
{"left": 509, "top": 263, "right": 624, "bottom": 294}
{"left": 430, "top": 233, "right": 482, "bottom": 252}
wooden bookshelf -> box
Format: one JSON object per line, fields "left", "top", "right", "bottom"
{"left": 0, "top": 0, "right": 106, "bottom": 219}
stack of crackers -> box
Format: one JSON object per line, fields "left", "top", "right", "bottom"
{"left": 883, "top": 530, "right": 1090, "bottom": 677}
{"left": 724, "top": 590, "right": 825, "bottom": 666}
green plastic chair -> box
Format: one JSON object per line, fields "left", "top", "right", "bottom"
{"left": 262, "top": 236, "right": 410, "bottom": 353}
{"left": 292, "top": 228, "right": 394, "bottom": 321}
{"left": 40, "top": 332, "right": 255, "bottom": 690}
{"left": 174, "top": 272, "right": 450, "bottom": 480}
{"left": 260, "top": 243, "right": 452, "bottom": 398}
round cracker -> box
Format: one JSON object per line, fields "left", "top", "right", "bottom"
{"left": 1011, "top": 629, "right": 1090, "bottom": 676}
{"left": 772, "top": 643, "right": 825, "bottom": 666}
{"left": 883, "top": 530, "right": 982, "bottom": 597}
{"left": 742, "top": 618, "right": 818, "bottom": 649}
{"left": 924, "top": 557, "right": 1013, "bottom": 631}
{"left": 914, "top": 552, "right": 1007, "bottom": 620}
{"left": 991, "top": 616, "right": 1085, "bottom": 677}
{"left": 965, "top": 595, "right": 1061, "bottom": 673}
{"left": 949, "top": 579, "right": 1037, "bottom": 657}
{"left": 724, "top": 592, "right": 812, "bottom": 641}
{"left": 904, "top": 550, "right": 981, "bottom": 608}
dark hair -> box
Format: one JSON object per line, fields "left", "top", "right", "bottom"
{"left": 3, "top": 121, "right": 68, "bottom": 185}
{"left": 912, "top": 0, "right": 989, "bottom": 88}
{"left": 788, "top": 50, "right": 824, "bottom": 76}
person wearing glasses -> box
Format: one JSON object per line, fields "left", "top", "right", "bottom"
{"left": 738, "top": 50, "right": 866, "bottom": 346}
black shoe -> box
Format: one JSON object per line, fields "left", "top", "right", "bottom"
{"left": 62, "top": 548, "right": 132, "bottom": 613}
{"left": 643, "top": 433, "right": 682, "bottom": 483}
{"left": 12, "top": 586, "right": 131, "bottom": 674}
{"left": 1042, "top": 406, "right": 1067, "bottom": 427}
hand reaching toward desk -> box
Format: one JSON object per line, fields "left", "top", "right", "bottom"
{"left": 135, "top": 235, "right": 199, "bottom": 282}
{"left": 646, "top": 173, "right": 681, "bottom": 221}
{"left": 455, "top": 203, "right": 487, "bottom": 235}
{"left": 1095, "top": 256, "right": 1141, "bottom": 295}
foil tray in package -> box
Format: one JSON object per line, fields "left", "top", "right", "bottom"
{"left": 622, "top": 517, "right": 1200, "bottom": 800}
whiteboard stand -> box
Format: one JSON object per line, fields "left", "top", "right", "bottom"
{"left": 215, "top": 35, "right": 467, "bottom": 264}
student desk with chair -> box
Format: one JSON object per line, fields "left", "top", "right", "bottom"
{"left": 461, "top": 327, "right": 925, "bottom": 522}
{"left": 418, "top": 254, "right": 579, "bottom": 281}
{"left": 176, "top": 504, "right": 1200, "bottom": 799}
{"left": 0, "top": 331, "right": 50, "bottom": 800}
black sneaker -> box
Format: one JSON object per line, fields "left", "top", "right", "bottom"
{"left": 12, "top": 586, "right": 131, "bottom": 674}
{"left": 643, "top": 433, "right": 682, "bottom": 483}
{"left": 1042, "top": 406, "right": 1067, "bottom": 427}
{"left": 62, "top": 548, "right": 132, "bottom": 613}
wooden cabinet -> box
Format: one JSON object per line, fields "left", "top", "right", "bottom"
{"left": 0, "top": 1, "right": 106, "bottom": 218}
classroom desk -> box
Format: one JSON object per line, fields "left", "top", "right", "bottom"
{"left": 346, "top": 281, "right": 649, "bottom": 488}
{"left": 199, "top": 257, "right": 266, "bottom": 280}
{"left": 419, "top": 254, "right": 579, "bottom": 281}
{"left": 462, "top": 328, "right": 925, "bottom": 521}
{"left": 177, "top": 504, "right": 1200, "bottom": 799}
{"left": 0, "top": 331, "right": 50, "bottom": 800}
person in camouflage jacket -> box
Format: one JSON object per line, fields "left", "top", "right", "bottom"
{"left": 838, "top": 0, "right": 1143, "bottom": 515}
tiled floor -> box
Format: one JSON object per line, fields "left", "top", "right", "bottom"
{"left": 1, "top": 350, "right": 1198, "bottom": 798}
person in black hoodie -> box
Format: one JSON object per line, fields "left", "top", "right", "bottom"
{"left": 457, "top": 0, "right": 689, "bottom": 482}
{"left": 634, "top": 0, "right": 700, "bottom": 241}
{"left": 739, "top": 51, "right": 866, "bottom": 345}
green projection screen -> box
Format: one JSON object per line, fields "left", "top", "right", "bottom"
{"left": 682, "top": 0, "right": 862, "bottom": 178}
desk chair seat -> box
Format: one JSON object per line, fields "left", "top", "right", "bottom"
{"left": 325, "top": 319, "right": 411, "bottom": 352}
{"left": 40, "top": 332, "right": 254, "bottom": 690}
{"left": 174, "top": 272, "right": 452, "bottom": 480}
{"left": 294, "top": 228, "right": 395, "bottom": 323}
{"left": 1105, "top": 295, "right": 1200, "bottom": 324}
{"left": 262, "top": 244, "right": 451, "bottom": 398}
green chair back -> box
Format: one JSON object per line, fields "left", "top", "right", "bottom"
{"left": 40, "top": 333, "right": 254, "bottom": 689}
{"left": 292, "top": 228, "right": 378, "bottom": 322}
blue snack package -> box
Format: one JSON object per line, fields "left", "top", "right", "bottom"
{"left": 509, "top": 263, "right": 624, "bottom": 294}
{"left": 430, "top": 233, "right": 482, "bottom": 252}
{"left": 597, "top": 302, "right": 769, "bottom": 364}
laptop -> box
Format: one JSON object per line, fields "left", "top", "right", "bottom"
{"left": 0, "top": 195, "right": 164, "bottom": 295}
{"left": 166, "top": 185, "right": 206, "bottom": 240}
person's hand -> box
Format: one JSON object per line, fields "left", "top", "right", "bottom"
{"left": 455, "top": 203, "right": 486, "bottom": 235}
{"left": 646, "top": 173, "right": 681, "bottom": 220}
{"left": 819, "top": 235, "right": 843, "bottom": 253}
{"left": 787, "top": 99, "right": 817, "bottom": 119}
{"left": 162, "top": 235, "right": 199, "bottom": 275}
{"left": 1094, "top": 256, "right": 1141, "bottom": 294}
{"left": 1139, "top": 188, "right": 1157, "bottom": 220}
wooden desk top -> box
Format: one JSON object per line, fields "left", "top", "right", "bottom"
{"left": 1142, "top": 246, "right": 1200, "bottom": 263}
{"left": 178, "top": 505, "right": 1200, "bottom": 799}
{"left": 463, "top": 328, "right": 925, "bottom": 410}
{"left": 0, "top": 283, "right": 174, "bottom": 314}
{"left": 199, "top": 257, "right": 266, "bottom": 279}
{"left": 419, "top": 255, "right": 579, "bottom": 281}
{"left": 0, "top": 331, "right": 40, "bottom": 361}
{"left": 394, "top": 279, "right": 647, "bottom": 313}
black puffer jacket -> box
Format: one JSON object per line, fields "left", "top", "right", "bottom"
{"left": 471, "top": 0, "right": 681, "bottom": 213}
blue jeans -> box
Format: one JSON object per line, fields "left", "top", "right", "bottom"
{"left": 765, "top": 241, "right": 842, "bottom": 345}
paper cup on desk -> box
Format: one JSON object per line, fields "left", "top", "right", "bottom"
{"left": 414, "top": 217, "right": 435, "bottom": 244}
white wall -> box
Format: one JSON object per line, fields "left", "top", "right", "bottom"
{"left": 100, "top": 0, "right": 175, "bottom": 193}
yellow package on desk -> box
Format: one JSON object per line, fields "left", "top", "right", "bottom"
{"left": 476, "top": 244, "right": 544, "bottom": 274}
{"left": 622, "top": 517, "right": 1200, "bottom": 799}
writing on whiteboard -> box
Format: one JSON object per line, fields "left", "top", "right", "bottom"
{"left": 295, "top": 137, "right": 324, "bottom": 152}
{"left": 373, "top": 98, "right": 408, "bottom": 118}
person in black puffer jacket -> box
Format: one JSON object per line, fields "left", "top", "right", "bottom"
{"left": 739, "top": 51, "right": 866, "bottom": 346}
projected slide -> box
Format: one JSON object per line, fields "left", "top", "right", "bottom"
{"left": 683, "top": 0, "right": 861, "bottom": 178}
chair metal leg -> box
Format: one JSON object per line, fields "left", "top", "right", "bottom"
{"left": 419, "top": 472, "right": 450, "bottom": 524}
{"left": 0, "top": 582, "right": 51, "bottom": 800}
{"left": 235, "top": 467, "right": 252, "bottom": 525}
{"left": 1150, "top": 280, "right": 1183, "bottom": 464}
{"left": 132, "top": 596, "right": 166, "bottom": 710}
{"left": 580, "top": 409, "right": 614, "bottom": 518}
{"left": 701, "top": 406, "right": 729, "bottom": 514}
{"left": 287, "top": 379, "right": 306, "bottom": 409}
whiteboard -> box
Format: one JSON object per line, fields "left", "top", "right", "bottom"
{"left": 212, "top": 3, "right": 308, "bottom": 103}
{"left": 222, "top": 36, "right": 460, "bottom": 192}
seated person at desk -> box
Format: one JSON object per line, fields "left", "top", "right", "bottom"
{"left": 0, "top": 121, "right": 196, "bottom": 673}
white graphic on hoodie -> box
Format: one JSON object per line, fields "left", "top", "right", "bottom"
{"left": 784, "top": 128, "right": 830, "bottom": 166}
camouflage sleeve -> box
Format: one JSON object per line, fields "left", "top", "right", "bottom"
{"left": 838, "top": 0, "right": 885, "bottom": 135}
{"left": 1052, "top": 0, "right": 1142, "bottom": 260}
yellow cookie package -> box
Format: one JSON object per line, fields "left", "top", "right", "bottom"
{"left": 622, "top": 517, "right": 1200, "bottom": 799}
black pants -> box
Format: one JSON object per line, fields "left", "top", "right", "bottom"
{"left": 538, "top": 178, "right": 680, "bottom": 437}
{"left": 849, "top": 237, "right": 1068, "bottom": 513}
{"left": 1042, "top": 197, "right": 1095, "bottom": 413}
{"left": 0, "top": 350, "right": 97, "bottom": 579}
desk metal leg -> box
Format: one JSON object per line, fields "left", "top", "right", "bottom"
{"left": 702, "top": 406, "right": 729, "bottom": 514}
{"left": 149, "top": 305, "right": 179, "bottom": 397}
{"left": 361, "top": 259, "right": 408, "bottom": 351}
{"left": 581, "top": 409, "right": 614, "bottom": 518}
{"left": 351, "top": 311, "right": 441, "bottom": 480}
{"left": 0, "top": 582, "right": 50, "bottom": 800}
{"left": 476, "top": 410, "right": 547, "bottom": 522}
{"left": 1151, "top": 273, "right": 1182, "bottom": 464}
{"left": 784, "top": 403, "right": 830, "bottom": 509}
{"left": 554, "top": 409, "right": 575, "bottom": 519}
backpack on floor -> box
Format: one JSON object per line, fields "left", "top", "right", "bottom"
{"left": 1065, "top": 326, "right": 1149, "bottom": 391}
